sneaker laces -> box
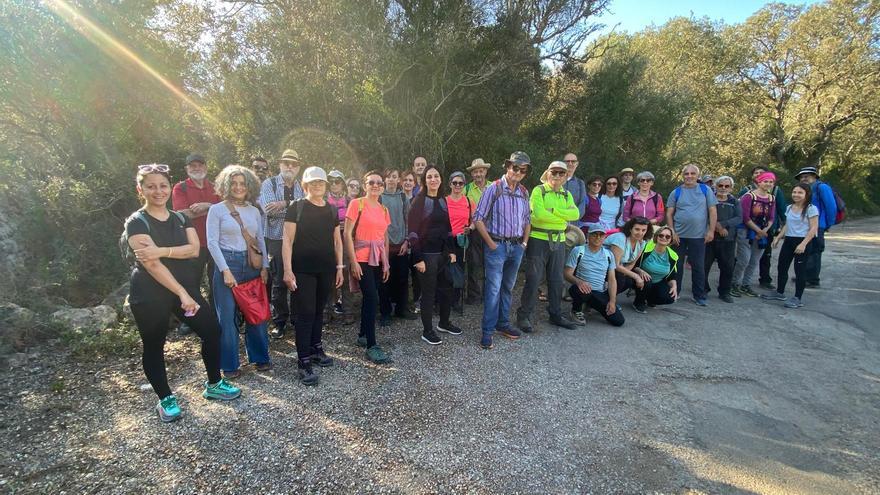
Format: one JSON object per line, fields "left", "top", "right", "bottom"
{"left": 160, "top": 395, "right": 178, "bottom": 409}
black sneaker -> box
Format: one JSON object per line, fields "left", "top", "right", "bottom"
{"left": 298, "top": 361, "right": 319, "bottom": 386}
{"left": 759, "top": 281, "right": 775, "bottom": 290}
{"left": 394, "top": 310, "right": 419, "bottom": 321}
{"left": 421, "top": 330, "right": 443, "bottom": 345}
{"left": 719, "top": 293, "right": 735, "bottom": 303}
{"left": 516, "top": 318, "right": 533, "bottom": 334}
{"left": 310, "top": 348, "right": 334, "bottom": 367}
{"left": 333, "top": 302, "right": 344, "bottom": 315}
{"left": 437, "top": 323, "right": 462, "bottom": 335}
{"left": 379, "top": 315, "right": 392, "bottom": 327}
{"left": 632, "top": 302, "right": 647, "bottom": 314}
{"left": 549, "top": 315, "right": 577, "bottom": 329}
{"left": 269, "top": 326, "right": 286, "bottom": 340}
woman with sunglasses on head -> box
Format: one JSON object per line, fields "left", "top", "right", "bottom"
{"left": 623, "top": 171, "right": 665, "bottom": 225}
{"left": 704, "top": 176, "right": 741, "bottom": 303}
{"left": 598, "top": 175, "right": 625, "bottom": 231}
{"left": 124, "top": 164, "right": 240, "bottom": 423}
{"left": 761, "top": 183, "right": 819, "bottom": 308}
{"left": 344, "top": 170, "right": 392, "bottom": 363}
{"left": 630, "top": 226, "right": 679, "bottom": 313}
{"left": 578, "top": 175, "right": 604, "bottom": 236}
{"left": 446, "top": 171, "right": 473, "bottom": 313}
{"left": 408, "top": 165, "right": 461, "bottom": 344}
{"left": 206, "top": 165, "right": 271, "bottom": 379}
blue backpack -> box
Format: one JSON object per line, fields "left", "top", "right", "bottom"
{"left": 672, "top": 183, "right": 711, "bottom": 203}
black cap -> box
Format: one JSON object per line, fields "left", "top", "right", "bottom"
{"left": 186, "top": 153, "right": 205, "bottom": 165}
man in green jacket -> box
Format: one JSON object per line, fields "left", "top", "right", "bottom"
{"left": 516, "top": 161, "right": 581, "bottom": 331}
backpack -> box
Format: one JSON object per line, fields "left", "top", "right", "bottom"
{"left": 672, "top": 183, "right": 711, "bottom": 203}
{"left": 351, "top": 198, "right": 388, "bottom": 240}
{"left": 626, "top": 193, "right": 660, "bottom": 220}
{"left": 745, "top": 190, "right": 774, "bottom": 226}
{"left": 483, "top": 178, "right": 528, "bottom": 227}
{"left": 574, "top": 246, "right": 614, "bottom": 281}
{"left": 817, "top": 180, "right": 846, "bottom": 225}
{"left": 119, "top": 209, "right": 186, "bottom": 268}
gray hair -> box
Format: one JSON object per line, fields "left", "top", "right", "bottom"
{"left": 682, "top": 163, "right": 701, "bottom": 174}
{"left": 715, "top": 175, "right": 735, "bottom": 187}
{"left": 636, "top": 171, "right": 655, "bottom": 181}
{"left": 214, "top": 164, "right": 261, "bottom": 202}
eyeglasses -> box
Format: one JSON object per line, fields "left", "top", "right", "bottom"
{"left": 716, "top": 184, "right": 731, "bottom": 189}
{"left": 511, "top": 165, "right": 528, "bottom": 174}
{"left": 605, "top": 181, "right": 618, "bottom": 186}
{"left": 638, "top": 178, "right": 653, "bottom": 183}
{"left": 549, "top": 170, "right": 566, "bottom": 177}
{"left": 590, "top": 182, "right": 602, "bottom": 187}
{"left": 138, "top": 164, "right": 169, "bottom": 173}
{"left": 367, "top": 180, "right": 384, "bottom": 187}
{"left": 588, "top": 232, "right": 606, "bottom": 237}
{"left": 347, "top": 183, "right": 360, "bottom": 188}
{"left": 564, "top": 160, "right": 578, "bottom": 164}
{"left": 656, "top": 233, "right": 672, "bottom": 240}
{"left": 451, "top": 181, "right": 465, "bottom": 186}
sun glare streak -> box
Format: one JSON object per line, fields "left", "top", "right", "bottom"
{"left": 45, "top": 0, "right": 213, "bottom": 123}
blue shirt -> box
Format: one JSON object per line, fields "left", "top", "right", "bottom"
{"left": 566, "top": 245, "right": 615, "bottom": 292}
{"left": 810, "top": 181, "right": 838, "bottom": 230}
{"left": 473, "top": 176, "right": 530, "bottom": 238}
{"left": 667, "top": 184, "right": 718, "bottom": 238}
{"left": 259, "top": 175, "right": 304, "bottom": 240}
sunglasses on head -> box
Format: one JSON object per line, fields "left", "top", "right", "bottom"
{"left": 367, "top": 180, "right": 384, "bottom": 187}
{"left": 138, "top": 164, "right": 169, "bottom": 173}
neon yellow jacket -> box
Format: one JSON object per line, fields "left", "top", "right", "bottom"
{"left": 529, "top": 184, "right": 579, "bottom": 241}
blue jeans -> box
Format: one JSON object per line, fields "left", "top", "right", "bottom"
{"left": 212, "top": 250, "right": 270, "bottom": 371}
{"left": 674, "top": 237, "right": 707, "bottom": 299}
{"left": 481, "top": 241, "right": 524, "bottom": 336}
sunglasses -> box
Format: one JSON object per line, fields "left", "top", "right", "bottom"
{"left": 511, "top": 165, "right": 529, "bottom": 174}
{"left": 348, "top": 183, "right": 360, "bottom": 188}
{"left": 589, "top": 231, "right": 606, "bottom": 237}
{"left": 656, "top": 233, "right": 672, "bottom": 240}
{"left": 716, "top": 184, "right": 731, "bottom": 189}
{"left": 549, "top": 170, "right": 567, "bottom": 177}
{"left": 638, "top": 178, "right": 653, "bottom": 183}
{"left": 605, "top": 181, "right": 618, "bottom": 186}
{"left": 451, "top": 181, "right": 465, "bottom": 186}
{"left": 367, "top": 180, "right": 384, "bottom": 187}
{"left": 138, "top": 164, "right": 169, "bottom": 173}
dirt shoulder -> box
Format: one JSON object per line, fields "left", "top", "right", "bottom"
{"left": 2, "top": 218, "right": 879, "bottom": 494}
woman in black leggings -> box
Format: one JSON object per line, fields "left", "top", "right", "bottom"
{"left": 125, "top": 164, "right": 240, "bottom": 423}
{"left": 408, "top": 164, "right": 460, "bottom": 345}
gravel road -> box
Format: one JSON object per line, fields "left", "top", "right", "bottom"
{"left": 2, "top": 218, "right": 879, "bottom": 494}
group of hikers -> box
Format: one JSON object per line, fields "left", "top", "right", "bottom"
{"left": 123, "top": 150, "right": 840, "bottom": 422}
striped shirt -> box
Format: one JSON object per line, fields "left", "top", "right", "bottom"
{"left": 473, "top": 175, "right": 530, "bottom": 238}
{"left": 258, "top": 174, "right": 304, "bottom": 240}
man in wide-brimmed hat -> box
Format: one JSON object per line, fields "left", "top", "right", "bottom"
{"left": 259, "top": 148, "right": 304, "bottom": 339}
{"left": 464, "top": 158, "right": 491, "bottom": 304}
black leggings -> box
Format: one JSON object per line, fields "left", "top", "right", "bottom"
{"left": 417, "top": 253, "right": 453, "bottom": 334}
{"left": 634, "top": 280, "right": 676, "bottom": 307}
{"left": 568, "top": 286, "right": 625, "bottom": 327}
{"left": 293, "top": 271, "right": 333, "bottom": 361}
{"left": 380, "top": 251, "right": 410, "bottom": 317}
{"left": 358, "top": 263, "right": 383, "bottom": 348}
{"left": 130, "top": 290, "right": 221, "bottom": 399}
{"left": 776, "top": 236, "right": 810, "bottom": 299}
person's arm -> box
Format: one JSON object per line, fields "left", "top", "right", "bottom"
{"left": 129, "top": 229, "right": 201, "bottom": 313}
{"left": 282, "top": 221, "right": 297, "bottom": 290}
{"left": 563, "top": 265, "right": 591, "bottom": 294}
{"left": 205, "top": 206, "right": 229, "bottom": 273}
{"left": 407, "top": 198, "right": 425, "bottom": 267}
{"left": 610, "top": 244, "right": 643, "bottom": 288}
{"left": 529, "top": 186, "right": 554, "bottom": 224}
{"left": 555, "top": 191, "right": 580, "bottom": 222}
{"left": 772, "top": 222, "right": 787, "bottom": 248}
{"left": 796, "top": 214, "right": 819, "bottom": 254}
{"left": 775, "top": 187, "right": 787, "bottom": 227}
{"left": 820, "top": 183, "right": 838, "bottom": 228}
{"left": 333, "top": 223, "right": 344, "bottom": 288}
{"left": 741, "top": 194, "right": 763, "bottom": 235}
{"left": 132, "top": 224, "right": 200, "bottom": 262}
{"left": 343, "top": 217, "right": 361, "bottom": 280}
{"left": 705, "top": 205, "right": 717, "bottom": 242}
{"left": 665, "top": 200, "right": 678, "bottom": 244}
{"left": 606, "top": 268, "right": 617, "bottom": 314}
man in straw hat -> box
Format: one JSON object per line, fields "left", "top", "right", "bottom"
{"left": 464, "top": 158, "right": 491, "bottom": 304}
{"left": 259, "top": 149, "right": 305, "bottom": 339}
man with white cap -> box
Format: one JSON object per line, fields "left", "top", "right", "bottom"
{"left": 464, "top": 158, "right": 490, "bottom": 304}
{"left": 794, "top": 166, "right": 838, "bottom": 287}
{"left": 516, "top": 161, "right": 580, "bottom": 332}
{"left": 259, "top": 149, "right": 304, "bottom": 339}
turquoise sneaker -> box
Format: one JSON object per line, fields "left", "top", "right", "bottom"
{"left": 203, "top": 378, "right": 241, "bottom": 401}
{"left": 156, "top": 395, "right": 182, "bottom": 423}
{"left": 366, "top": 345, "right": 391, "bottom": 364}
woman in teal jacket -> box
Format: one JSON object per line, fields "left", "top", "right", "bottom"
{"left": 631, "top": 226, "right": 679, "bottom": 313}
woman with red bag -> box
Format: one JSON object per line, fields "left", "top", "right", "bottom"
{"left": 207, "top": 165, "right": 271, "bottom": 378}
{"left": 283, "top": 166, "right": 345, "bottom": 385}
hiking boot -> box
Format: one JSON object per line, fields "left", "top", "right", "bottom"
{"left": 298, "top": 361, "right": 320, "bottom": 386}
{"left": 422, "top": 329, "right": 443, "bottom": 345}
{"left": 760, "top": 292, "right": 786, "bottom": 301}
{"left": 333, "top": 302, "right": 344, "bottom": 315}
{"left": 692, "top": 297, "right": 708, "bottom": 307}
{"left": 729, "top": 285, "right": 742, "bottom": 297}
{"left": 632, "top": 302, "right": 647, "bottom": 314}
{"left": 379, "top": 315, "right": 392, "bottom": 327}
{"left": 516, "top": 318, "right": 533, "bottom": 334}
{"left": 436, "top": 323, "right": 462, "bottom": 335}
{"left": 719, "top": 293, "right": 735, "bottom": 303}
{"left": 480, "top": 334, "right": 494, "bottom": 350}
{"left": 223, "top": 369, "right": 241, "bottom": 379}
{"left": 156, "top": 395, "right": 182, "bottom": 423}
{"left": 203, "top": 379, "right": 241, "bottom": 401}
{"left": 759, "top": 281, "right": 775, "bottom": 290}
{"left": 177, "top": 322, "right": 193, "bottom": 336}
{"left": 394, "top": 310, "right": 418, "bottom": 321}
{"left": 269, "top": 326, "right": 286, "bottom": 340}
{"left": 784, "top": 297, "right": 804, "bottom": 308}
{"left": 311, "top": 348, "right": 334, "bottom": 367}
{"left": 497, "top": 327, "right": 522, "bottom": 340}
{"left": 356, "top": 335, "right": 368, "bottom": 348}
{"left": 549, "top": 315, "right": 578, "bottom": 329}
{"left": 255, "top": 362, "right": 273, "bottom": 372}
{"left": 570, "top": 310, "right": 586, "bottom": 326}
{"left": 739, "top": 286, "right": 758, "bottom": 297}
{"left": 366, "top": 345, "right": 391, "bottom": 364}
{"left": 413, "top": 301, "right": 421, "bottom": 314}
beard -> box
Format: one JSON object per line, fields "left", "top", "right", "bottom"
{"left": 281, "top": 170, "right": 296, "bottom": 182}
{"left": 188, "top": 171, "right": 207, "bottom": 181}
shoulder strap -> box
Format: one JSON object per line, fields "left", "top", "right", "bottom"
{"left": 352, "top": 198, "right": 365, "bottom": 238}
{"left": 224, "top": 201, "right": 257, "bottom": 246}
{"left": 482, "top": 179, "right": 505, "bottom": 227}
{"left": 271, "top": 176, "right": 280, "bottom": 202}
{"left": 180, "top": 181, "right": 188, "bottom": 193}
{"left": 673, "top": 186, "right": 681, "bottom": 203}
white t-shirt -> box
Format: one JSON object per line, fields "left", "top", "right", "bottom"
{"left": 785, "top": 204, "right": 819, "bottom": 237}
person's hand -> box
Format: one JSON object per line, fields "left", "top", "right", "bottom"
{"left": 772, "top": 237, "right": 781, "bottom": 249}
{"left": 335, "top": 268, "right": 344, "bottom": 288}
{"left": 449, "top": 253, "right": 457, "bottom": 264}
{"left": 397, "top": 241, "right": 409, "bottom": 256}
{"left": 633, "top": 275, "right": 645, "bottom": 289}
{"left": 606, "top": 301, "right": 617, "bottom": 315}
{"left": 260, "top": 268, "right": 269, "bottom": 284}
{"left": 718, "top": 227, "right": 728, "bottom": 237}
{"left": 134, "top": 242, "right": 165, "bottom": 262}
{"left": 639, "top": 271, "right": 652, "bottom": 283}
{"left": 350, "top": 262, "right": 363, "bottom": 280}
{"left": 266, "top": 201, "right": 286, "bottom": 215}
{"left": 755, "top": 228, "right": 767, "bottom": 239}
{"left": 179, "top": 293, "right": 199, "bottom": 315}
{"left": 414, "top": 261, "right": 426, "bottom": 273}
{"left": 223, "top": 270, "right": 238, "bottom": 288}
{"left": 704, "top": 230, "right": 715, "bottom": 243}
{"left": 283, "top": 271, "right": 297, "bottom": 291}
{"left": 576, "top": 280, "right": 592, "bottom": 294}
{"left": 382, "top": 266, "right": 390, "bottom": 282}
{"left": 794, "top": 243, "right": 806, "bottom": 254}
{"left": 668, "top": 282, "right": 678, "bottom": 301}
{"left": 487, "top": 241, "right": 498, "bottom": 251}
{"left": 671, "top": 231, "right": 680, "bottom": 245}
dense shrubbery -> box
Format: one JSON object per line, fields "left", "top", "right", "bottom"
{"left": 1, "top": 0, "right": 877, "bottom": 308}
